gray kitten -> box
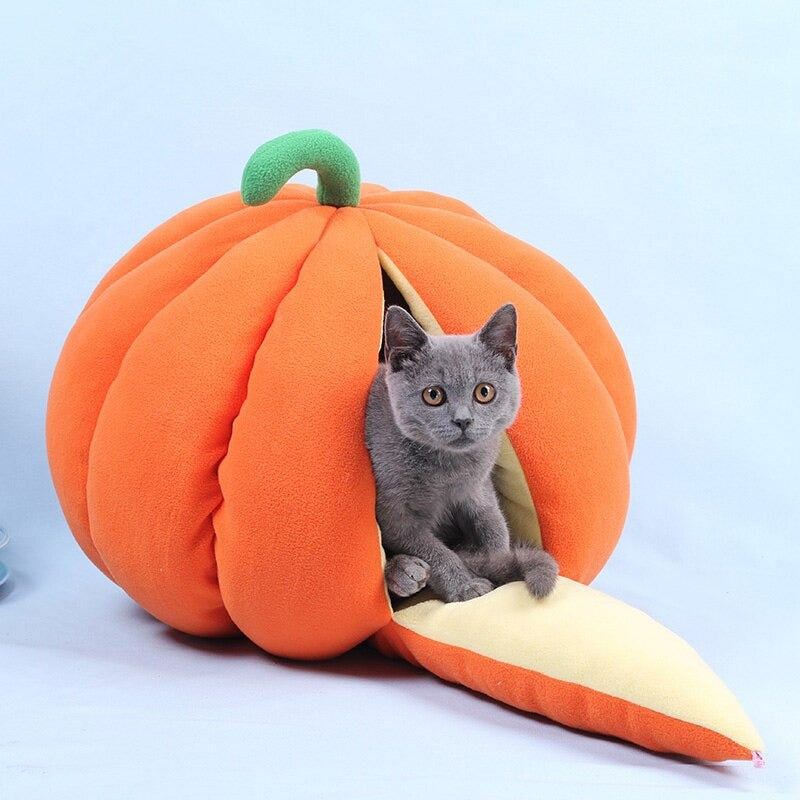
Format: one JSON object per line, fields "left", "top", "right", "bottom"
{"left": 365, "top": 304, "right": 558, "bottom": 603}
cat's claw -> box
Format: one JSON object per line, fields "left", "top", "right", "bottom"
{"left": 385, "top": 554, "right": 431, "bottom": 597}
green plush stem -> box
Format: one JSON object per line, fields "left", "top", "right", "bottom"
{"left": 241, "top": 130, "right": 361, "bottom": 207}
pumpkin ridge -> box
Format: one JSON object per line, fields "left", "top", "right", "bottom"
{"left": 202, "top": 206, "right": 340, "bottom": 617}
{"left": 363, "top": 206, "right": 634, "bottom": 456}
{"left": 84, "top": 192, "right": 242, "bottom": 310}
{"left": 211, "top": 206, "right": 342, "bottom": 534}
{"left": 84, "top": 197, "right": 316, "bottom": 316}
{"left": 361, "top": 191, "right": 490, "bottom": 223}
{"left": 195, "top": 208, "right": 343, "bottom": 626}
{"left": 364, "top": 210, "right": 630, "bottom": 581}
{"left": 84, "top": 207, "right": 336, "bottom": 631}
{"left": 50, "top": 201, "right": 323, "bottom": 580}
{"left": 213, "top": 208, "right": 390, "bottom": 656}
{"left": 82, "top": 207, "right": 335, "bottom": 578}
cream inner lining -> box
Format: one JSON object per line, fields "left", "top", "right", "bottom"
{"left": 390, "top": 580, "right": 763, "bottom": 750}
{"left": 377, "top": 248, "right": 542, "bottom": 551}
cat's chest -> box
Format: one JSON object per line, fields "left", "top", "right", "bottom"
{"left": 404, "top": 448, "right": 492, "bottom": 507}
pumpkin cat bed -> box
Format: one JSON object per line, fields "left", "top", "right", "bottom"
{"left": 47, "top": 129, "right": 762, "bottom": 763}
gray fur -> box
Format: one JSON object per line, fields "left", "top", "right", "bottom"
{"left": 460, "top": 544, "right": 559, "bottom": 599}
{"left": 365, "top": 304, "right": 558, "bottom": 603}
{"left": 383, "top": 554, "right": 431, "bottom": 597}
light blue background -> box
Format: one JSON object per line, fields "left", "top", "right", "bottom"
{"left": 2, "top": 2, "right": 797, "bottom": 797}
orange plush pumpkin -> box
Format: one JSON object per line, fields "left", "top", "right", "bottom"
{"left": 47, "top": 131, "right": 761, "bottom": 762}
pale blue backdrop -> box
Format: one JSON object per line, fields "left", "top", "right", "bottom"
{"left": 1, "top": 2, "right": 797, "bottom": 798}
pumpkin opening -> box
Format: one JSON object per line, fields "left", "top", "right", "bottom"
{"left": 376, "top": 249, "right": 543, "bottom": 609}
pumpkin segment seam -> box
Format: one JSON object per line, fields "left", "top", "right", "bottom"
{"left": 211, "top": 208, "right": 390, "bottom": 655}
{"left": 83, "top": 198, "right": 316, "bottom": 317}
{"left": 361, "top": 193, "right": 492, "bottom": 225}
{"left": 362, "top": 206, "right": 631, "bottom": 458}
{"left": 83, "top": 206, "right": 331, "bottom": 579}
{"left": 209, "top": 208, "right": 341, "bottom": 575}
{"left": 364, "top": 210, "right": 630, "bottom": 580}
{"left": 360, "top": 204, "right": 628, "bottom": 456}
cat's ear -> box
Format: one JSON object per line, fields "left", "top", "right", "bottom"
{"left": 476, "top": 303, "right": 518, "bottom": 370}
{"left": 384, "top": 306, "right": 429, "bottom": 372}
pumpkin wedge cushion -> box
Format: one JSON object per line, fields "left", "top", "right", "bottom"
{"left": 46, "top": 130, "right": 761, "bottom": 763}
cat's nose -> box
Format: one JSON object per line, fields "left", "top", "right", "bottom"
{"left": 452, "top": 417, "right": 472, "bottom": 432}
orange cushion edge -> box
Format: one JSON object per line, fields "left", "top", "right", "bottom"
{"left": 371, "top": 620, "right": 753, "bottom": 763}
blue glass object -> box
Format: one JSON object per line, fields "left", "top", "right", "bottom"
{"left": 0, "top": 527, "right": 9, "bottom": 587}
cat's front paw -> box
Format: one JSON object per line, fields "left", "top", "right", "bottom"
{"left": 385, "top": 554, "right": 431, "bottom": 597}
{"left": 446, "top": 576, "right": 495, "bottom": 602}
{"left": 518, "top": 546, "right": 559, "bottom": 599}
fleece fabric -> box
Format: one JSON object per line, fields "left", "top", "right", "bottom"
{"left": 241, "top": 129, "right": 362, "bottom": 208}
{"left": 48, "top": 185, "right": 631, "bottom": 632}
{"left": 374, "top": 580, "right": 763, "bottom": 762}
{"left": 46, "top": 130, "right": 760, "bottom": 761}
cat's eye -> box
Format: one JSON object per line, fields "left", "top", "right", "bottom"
{"left": 474, "top": 383, "right": 496, "bottom": 404}
{"left": 422, "top": 386, "right": 446, "bottom": 406}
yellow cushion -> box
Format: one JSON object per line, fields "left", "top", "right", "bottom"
{"left": 373, "top": 580, "right": 762, "bottom": 762}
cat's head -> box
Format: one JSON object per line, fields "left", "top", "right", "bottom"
{"left": 382, "top": 304, "right": 521, "bottom": 452}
